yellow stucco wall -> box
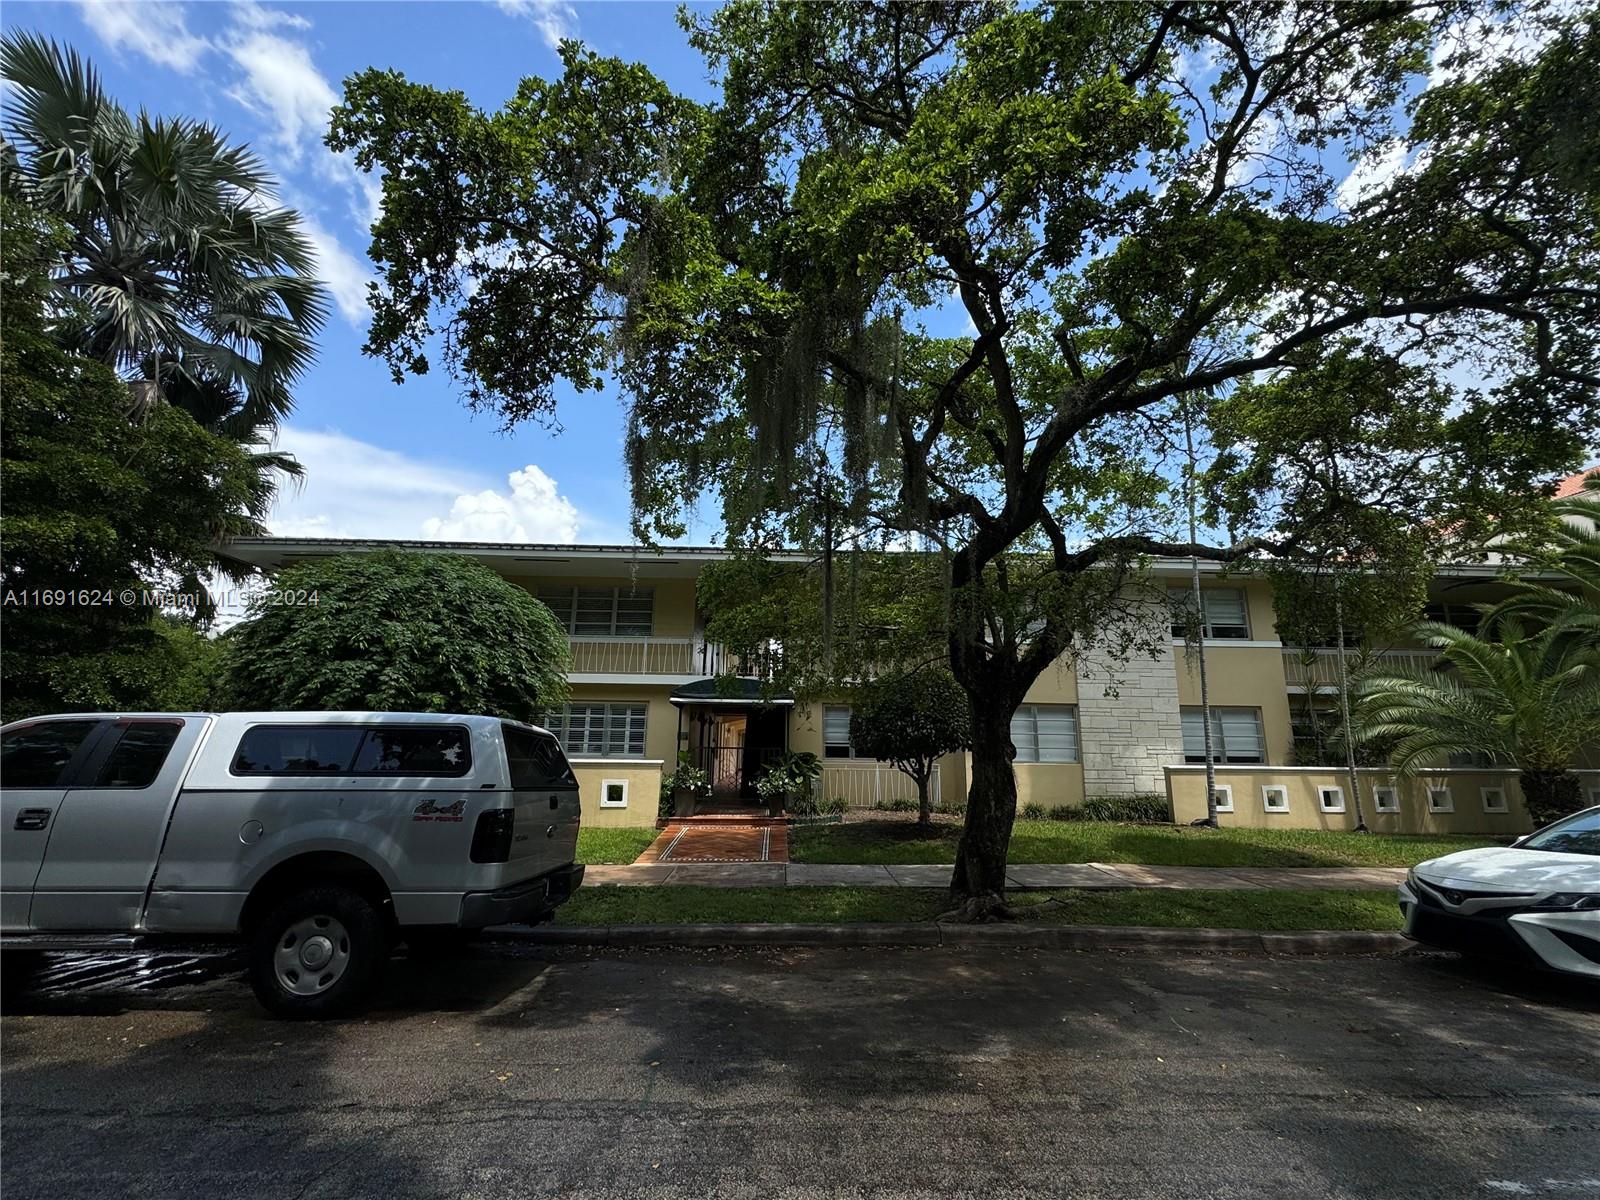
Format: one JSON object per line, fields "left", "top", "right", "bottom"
{"left": 569, "top": 761, "right": 664, "bottom": 827}
{"left": 1170, "top": 579, "right": 1293, "bottom": 764}
{"left": 1012, "top": 763, "right": 1086, "bottom": 809}
{"left": 1022, "top": 659, "right": 1080, "bottom": 704}
{"left": 550, "top": 683, "right": 680, "bottom": 825}
{"left": 1173, "top": 646, "right": 1295, "bottom": 764}
{"left": 1241, "top": 578, "right": 1280, "bottom": 641}
{"left": 790, "top": 704, "right": 824, "bottom": 758}
{"left": 1164, "top": 766, "right": 1597, "bottom": 834}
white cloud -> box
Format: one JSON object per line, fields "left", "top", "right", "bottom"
{"left": 76, "top": 1, "right": 211, "bottom": 72}
{"left": 1336, "top": 139, "right": 1412, "bottom": 209}
{"left": 422, "top": 466, "right": 580, "bottom": 543}
{"left": 497, "top": 0, "right": 578, "bottom": 50}
{"left": 266, "top": 428, "right": 584, "bottom": 545}
{"left": 221, "top": 5, "right": 340, "bottom": 166}
{"left": 1428, "top": 8, "right": 1562, "bottom": 92}
{"left": 299, "top": 213, "right": 372, "bottom": 324}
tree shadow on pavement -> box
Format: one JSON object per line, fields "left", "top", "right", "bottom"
{"left": 3, "top": 942, "right": 1597, "bottom": 1199}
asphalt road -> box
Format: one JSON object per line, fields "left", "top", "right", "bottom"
{"left": 2, "top": 944, "right": 1597, "bottom": 1200}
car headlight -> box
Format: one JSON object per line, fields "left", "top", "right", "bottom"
{"left": 1532, "top": 893, "right": 1600, "bottom": 911}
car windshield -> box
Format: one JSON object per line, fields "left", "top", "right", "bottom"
{"left": 1521, "top": 808, "right": 1600, "bottom": 856}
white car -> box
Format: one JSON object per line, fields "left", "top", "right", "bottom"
{"left": 1398, "top": 806, "right": 1600, "bottom": 980}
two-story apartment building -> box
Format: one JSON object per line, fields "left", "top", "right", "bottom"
{"left": 224, "top": 528, "right": 1600, "bottom": 837}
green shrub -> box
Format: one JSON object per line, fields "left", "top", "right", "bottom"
{"left": 1066, "top": 794, "right": 1172, "bottom": 823}
{"left": 788, "top": 788, "right": 821, "bottom": 817}
{"left": 1047, "top": 804, "right": 1075, "bottom": 821}
{"left": 1021, "top": 802, "right": 1046, "bottom": 820}
{"left": 220, "top": 550, "right": 570, "bottom": 717}
{"left": 820, "top": 797, "right": 848, "bottom": 815}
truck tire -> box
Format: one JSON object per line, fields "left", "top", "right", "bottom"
{"left": 248, "top": 885, "right": 390, "bottom": 1019}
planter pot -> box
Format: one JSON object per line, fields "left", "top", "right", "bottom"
{"left": 672, "top": 788, "right": 700, "bottom": 819}
{"left": 764, "top": 791, "right": 789, "bottom": 818}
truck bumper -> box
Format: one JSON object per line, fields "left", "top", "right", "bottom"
{"left": 459, "top": 863, "right": 585, "bottom": 928}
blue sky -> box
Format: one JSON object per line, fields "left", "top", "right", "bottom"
{"left": 3, "top": 1, "right": 728, "bottom": 545}
{"left": 5, "top": 3, "right": 1566, "bottom": 549}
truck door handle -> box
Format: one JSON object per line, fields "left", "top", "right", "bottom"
{"left": 14, "top": 808, "right": 52, "bottom": 831}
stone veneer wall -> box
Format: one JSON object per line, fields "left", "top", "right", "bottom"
{"left": 1074, "top": 638, "right": 1186, "bottom": 797}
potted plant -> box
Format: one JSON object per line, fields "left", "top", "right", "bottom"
{"left": 753, "top": 767, "right": 789, "bottom": 818}
{"left": 664, "top": 764, "right": 711, "bottom": 818}
{"left": 755, "top": 751, "right": 822, "bottom": 818}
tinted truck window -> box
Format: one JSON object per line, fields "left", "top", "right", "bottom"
{"left": 232, "top": 726, "right": 366, "bottom": 775}
{"left": 1, "top": 720, "right": 100, "bottom": 787}
{"left": 351, "top": 727, "right": 471, "bottom": 776}
{"left": 94, "top": 721, "right": 183, "bottom": 787}
{"left": 231, "top": 725, "right": 472, "bottom": 777}
{"left": 503, "top": 723, "right": 576, "bottom": 789}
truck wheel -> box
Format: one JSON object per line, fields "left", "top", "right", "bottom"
{"left": 248, "top": 885, "right": 389, "bottom": 1019}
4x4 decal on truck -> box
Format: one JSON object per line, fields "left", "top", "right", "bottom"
{"left": 412, "top": 798, "right": 466, "bottom": 823}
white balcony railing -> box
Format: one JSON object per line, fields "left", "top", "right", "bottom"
{"left": 567, "top": 636, "right": 708, "bottom": 676}
{"left": 1282, "top": 648, "right": 1440, "bottom": 690}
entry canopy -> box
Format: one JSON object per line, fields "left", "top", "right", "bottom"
{"left": 669, "top": 678, "right": 795, "bottom": 708}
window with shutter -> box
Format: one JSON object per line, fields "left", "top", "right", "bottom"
{"left": 1181, "top": 707, "right": 1266, "bottom": 763}
{"left": 823, "top": 706, "right": 853, "bottom": 757}
{"left": 1011, "top": 706, "right": 1080, "bottom": 763}
{"left": 534, "top": 586, "right": 654, "bottom": 636}
{"left": 1169, "top": 587, "right": 1250, "bottom": 639}
{"left": 540, "top": 703, "right": 647, "bottom": 758}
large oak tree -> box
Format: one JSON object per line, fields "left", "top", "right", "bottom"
{"left": 330, "top": 1, "right": 1599, "bottom": 914}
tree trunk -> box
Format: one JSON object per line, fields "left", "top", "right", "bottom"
{"left": 949, "top": 699, "right": 1018, "bottom": 920}
{"left": 915, "top": 765, "right": 933, "bottom": 829}
{"left": 1519, "top": 768, "right": 1583, "bottom": 829}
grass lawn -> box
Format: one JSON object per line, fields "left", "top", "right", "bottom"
{"left": 790, "top": 819, "right": 1502, "bottom": 868}
{"left": 576, "top": 826, "right": 660, "bottom": 865}
{"left": 555, "top": 885, "right": 1403, "bottom": 931}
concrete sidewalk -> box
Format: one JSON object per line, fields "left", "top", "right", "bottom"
{"left": 580, "top": 861, "right": 1408, "bottom": 890}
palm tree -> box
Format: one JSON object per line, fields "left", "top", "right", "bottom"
{"left": 1486, "top": 485, "right": 1600, "bottom": 653}
{"left": 1355, "top": 619, "right": 1600, "bottom": 827}
{"left": 0, "top": 32, "right": 327, "bottom": 510}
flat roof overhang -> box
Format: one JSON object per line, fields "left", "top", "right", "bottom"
{"left": 669, "top": 678, "right": 795, "bottom": 707}
{"left": 219, "top": 535, "right": 1535, "bottom": 583}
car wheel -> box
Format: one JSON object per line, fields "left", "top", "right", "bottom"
{"left": 248, "top": 885, "right": 389, "bottom": 1019}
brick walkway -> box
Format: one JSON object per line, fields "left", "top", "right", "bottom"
{"left": 634, "top": 821, "right": 790, "bottom": 865}
{"left": 586, "top": 860, "right": 1407, "bottom": 889}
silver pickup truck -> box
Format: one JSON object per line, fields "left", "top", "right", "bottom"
{"left": 0, "top": 711, "right": 584, "bottom": 1016}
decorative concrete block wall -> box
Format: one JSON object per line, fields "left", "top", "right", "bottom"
{"left": 1074, "top": 636, "right": 1186, "bottom": 796}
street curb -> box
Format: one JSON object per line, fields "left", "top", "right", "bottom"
{"left": 486, "top": 923, "right": 1412, "bottom": 955}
